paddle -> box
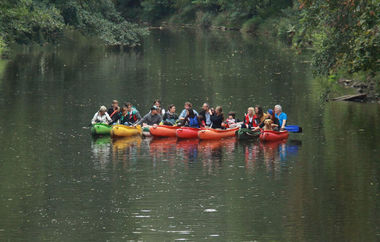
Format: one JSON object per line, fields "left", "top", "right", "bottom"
{"left": 284, "top": 125, "right": 302, "bottom": 133}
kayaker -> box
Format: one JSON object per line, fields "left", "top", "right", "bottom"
{"left": 266, "top": 109, "right": 280, "bottom": 131}
{"left": 107, "top": 100, "right": 120, "bottom": 122}
{"left": 222, "top": 112, "right": 238, "bottom": 128}
{"left": 183, "top": 109, "right": 202, "bottom": 128}
{"left": 242, "top": 107, "right": 256, "bottom": 129}
{"left": 153, "top": 99, "right": 165, "bottom": 116}
{"left": 162, "top": 104, "right": 178, "bottom": 125}
{"left": 253, "top": 106, "right": 268, "bottom": 130}
{"left": 124, "top": 102, "right": 141, "bottom": 115}
{"left": 91, "top": 106, "right": 112, "bottom": 125}
{"left": 274, "top": 104, "right": 287, "bottom": 130}
{"left": 179, "top": 102, "right": 198, "bottom": 120}
{"left": 113, "top": 107, "right": 129, "bottom": 125}
{"left": 199, "top": 103, "right": 212, "bottom": 127}
{"left": 124, "top": 102, "right": 142, "bottom": 125}
{"left": 135, "top": 106, "right": 162, "bottom": 126}
{"left": 210, "top": 106, "right": 224, "bottom": 129}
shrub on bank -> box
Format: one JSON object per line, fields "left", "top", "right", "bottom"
{"left": 241, "top": 17, "right": 263, "bottom": 33}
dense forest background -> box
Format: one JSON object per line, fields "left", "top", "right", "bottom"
{"left": 0, "top": 0, "right": 379, "bottom": 82}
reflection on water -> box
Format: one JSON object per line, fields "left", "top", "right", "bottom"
{"left": 91, "top": 136, "right": 301, "bottom": 175}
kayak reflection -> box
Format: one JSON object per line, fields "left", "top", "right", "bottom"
{"left": 107, "top": 136, "right": 301, "bottom": 173}
{"left": 241, "top": 139, "right": 302, "bottom": 175}
{"left": 91, "top": 136, "right": 112, "bottom": 169}
{"left": 112, "top": 136, "right": 142, "bottom": 169}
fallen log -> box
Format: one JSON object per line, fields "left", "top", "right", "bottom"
{"left": 331, "top": 93, "right": 367, "bottom": 102}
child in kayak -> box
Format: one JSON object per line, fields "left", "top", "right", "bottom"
{"left": 222, "top": 112, "right": 239, "bottom": 128}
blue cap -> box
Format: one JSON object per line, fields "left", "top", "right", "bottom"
{"left": 267, "top": 109, "right": 273, "bottom": 115}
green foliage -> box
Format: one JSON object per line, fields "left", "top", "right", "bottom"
{"left": 140, "top": 0, "right": 175, "bottom": 22}
{"left": 298, "top": 0, "right": 380, "bottom": 79}
{"left": 0, "top": 1, "right": 65, "bottom": 44}
{"left": 58, "top": 0, "right": 148, "bottom": 46}
{"left": 241, "top": 17, "right": 263, "bottom": 33}
{"left": 0, "top": 0, "right": 147, "bottom": 47}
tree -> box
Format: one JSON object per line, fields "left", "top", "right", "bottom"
{"left": 298, "top": 0, "right": 380, "bottom": 78}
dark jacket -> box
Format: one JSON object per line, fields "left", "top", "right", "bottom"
{"left": 210, "top": 114, "right": 224, "bottom": 129}
{"left": 108, "top": 107, "right": 120, "bottom": 122}
{"left": 162, "top": 112, "right": 178, "bottom": 125}
{"left": 136, "top": 113, "right": 162, "bottom": 126}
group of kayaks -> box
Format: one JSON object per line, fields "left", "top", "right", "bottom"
{"left": 91, "top": 123, "right": 292, "bottom": 142}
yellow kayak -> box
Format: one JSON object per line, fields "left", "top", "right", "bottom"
{"left": 112, "top": 136, "right": 142, "bottom": 150}
{"left": 111, "top": 125, "right": 142, "bottom": 138}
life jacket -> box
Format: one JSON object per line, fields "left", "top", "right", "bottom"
{"left": 188, "top": 116, "right": 199, "bottom": 128}
{"left": 245, "top": 114, "right": 257, "bottom": 127}
{"left": 126, "top": 110, "right": 138, "bottom": 123}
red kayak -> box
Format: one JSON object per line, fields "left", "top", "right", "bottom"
{"left": 259, "top": 130, "right": 289, "bottom": 142}
{"left": 150, "top": 125, "right": 180, "bottom": 137}
{"left": 198, "top": 127, "right": 239, "bottom": 140}
{"left": 176, "top": 127, "right": 204, "bottom": 139}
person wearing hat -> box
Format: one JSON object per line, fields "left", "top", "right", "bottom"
{"left": 135, "top": 106, "right": 162, "bottom": 126}
{"left": 267, "top": 109, "right": 280, "bottom": 131}
{"left": 91, "top": 106, "right": 112, "bottom": 125}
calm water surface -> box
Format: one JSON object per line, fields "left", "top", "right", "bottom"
{"left": 0, "top": 29, "right": 379, "bottom": 241}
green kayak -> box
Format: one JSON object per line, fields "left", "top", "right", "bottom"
{"left": 235, "top": 128, "right": 260, "bottom": 140}
{"left": 91, "top": 123, "right": 112, "bottom": 135}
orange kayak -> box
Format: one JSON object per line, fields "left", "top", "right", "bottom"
{"left": 176, "top": 127, "right": 204, "bottom": 139}
{"left": 150, "top": 125, "right": 180, "bottom": 137}
{"left": 198, "top": 127, "right": 239, "bottom": 140}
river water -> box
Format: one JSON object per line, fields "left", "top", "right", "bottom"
{"left": 0, "top": 29, "right": 379, "bottom": 241}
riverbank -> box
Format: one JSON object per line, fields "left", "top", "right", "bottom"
{"left": 149, "top": 7, "right": 297, "bottom": 44}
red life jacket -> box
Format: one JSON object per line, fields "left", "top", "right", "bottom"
{"left": 245, "top": 114, "right": 257, "bottom": 127}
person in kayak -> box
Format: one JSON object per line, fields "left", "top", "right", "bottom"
{"left": 135, "top": 106, "right": 162, "bottom": 126}
{"left": 199, "top": 103, "right": 212, "bottom": 127}
{"left": 183, "top": 109, "right": 202, "bottom": 128}
{"left": 251, "top": 106, "right": 269, "bottom": 131}
{"left": 124, "top": 102, "right": 141, "bottom": 115}
{"left": 91, "top": 106, "right": 112, "bottom": 125}
{"left": 107, "top": 100, "right": 120, "bottom": 122}
{"left": 162, "top": 104, "right": 178, "bottom": 125}
{"left": 153, "top": 99, "right": 165, "bottom": 116}
{"left": 112, "top": 107, "right": 129, "bottom": 125}
{"left": 274, "top": 104, "right": 287, "bottom": 130}
{"left": 179, "top": 102, "right": 198, "bottom": 120}
{"left": 222, "top": 111, "right": 239, "bottom": 128}
{"left": 210, "top": 106, "right": 224, "bottom": 129}
{"left": 124, "top": 102, "right": 142, "bottom": 125}
{"left": 266, "top": 109, "right": 280, "bottom": 131}
{"left": 242, "top": 107, "right": 257, "bottom": 129}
